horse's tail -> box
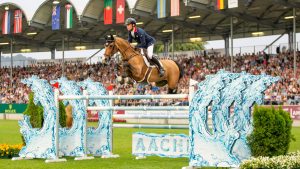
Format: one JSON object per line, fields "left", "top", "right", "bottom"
{"left": 174, "top": 61, "right": 184, "bottom": 81}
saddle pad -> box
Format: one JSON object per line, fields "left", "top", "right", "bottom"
{"left": 142, "top": 55, "right": 163, "bottom": 69}
{"left": 142, "top": 55, "right": 155, "bottom": 68}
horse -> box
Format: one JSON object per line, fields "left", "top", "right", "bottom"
{"left": 65, "top": 105, "right": 73, "bottom": 128}
{"left": 103, "top": 35, "right": 184, "bottom": 94}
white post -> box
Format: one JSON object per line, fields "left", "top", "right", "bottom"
{"left": 189, "top": 79, "right": 196, "bottom": 103}
{"left": 54, "top": 88, "right": 59, "bottom": 158}
{"left": 182, "top": 80, "right": 197, "bottom": 169}
{"left": 75, "top": 90, "right": 94, "bottom": 160}
{"left": 109, "top": 90, "right": 113, "bottom": 153}
{"left": 102, "top": 90, "right": 119, "bottom": 158}
{"left": 45, "top": 88, "right": 66, "bottom": 163}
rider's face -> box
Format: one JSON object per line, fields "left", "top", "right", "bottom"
{"left": 127, "top": 24, "right": 133, "bottom": 31}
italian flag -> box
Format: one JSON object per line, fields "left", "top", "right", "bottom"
{"left": 65, "top": 4, "right": 73, "bottom": 29}
{"left": 104, "top": 0, "right": 112, "bottom": 25}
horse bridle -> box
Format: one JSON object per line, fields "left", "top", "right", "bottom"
{"left": 105, "top": 40, "right": 117, "bottom": 57}
{"left": 106, "top": 40, "right": 139, "bottom": 62}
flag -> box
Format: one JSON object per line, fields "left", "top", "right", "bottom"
{"left": 171, "top": 0, "right": 180, "bottom": 16}
{"left": 104, "top": 0, "right": 113, "bottom": 25}
{"left": 228, "top": 0, "right": 238, "bottom": 8}
{"left": 2, "top": 11, "right": 11, "bottom": 34}
{"left": 65, "top": 4, "right": 73, "bottom": 29}
{"left": 52, "top": 5, "right": 60, "bottom": 30}
{"left": 52, "top": 82, "right": 59, "bottom": 89}
{"left": 13, "top": 10, "right": 22, "bottom": 34}
{"left": 116, "top": 0, "right": 125, "bottom": 24}
{"left": 106, "top": 84, "right": 114, "bottom": 91}
{"left": 216, "top": 0, "right": 224, "bottom": 10}
{"left": 157, "top": 0, "right": 166, "bottom": 18}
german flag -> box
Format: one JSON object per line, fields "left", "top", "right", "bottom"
{"left": 217, "top": 0, "right": 224, "bottom": 10}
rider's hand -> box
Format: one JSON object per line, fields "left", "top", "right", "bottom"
{"left": 130, "top": 43, "right": 136, "bottom": 48}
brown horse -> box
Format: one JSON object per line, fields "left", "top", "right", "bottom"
{"left": 65, "top": 105, "right": 73, "bottom": 128}
{"left": 103, "top": 35, "right": 183, "bottom": 94}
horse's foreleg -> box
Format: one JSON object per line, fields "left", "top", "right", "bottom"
{"left": 122, "top": 62, "right": 130, "bottom": 78}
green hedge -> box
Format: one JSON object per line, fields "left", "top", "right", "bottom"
{"left": 22, "top": 91, "right": 67, "bottom": 127}
{"left": 247, "top": 105, "right": 293, "bottom": 157}
{"left": 23, "top": 93, "right": 43, "bottom": 128}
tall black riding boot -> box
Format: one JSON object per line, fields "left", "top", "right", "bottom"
{"left": 151, "top": 56, "right": 165, "bottom": 77}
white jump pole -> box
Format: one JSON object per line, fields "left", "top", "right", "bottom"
{"left": 59, "top": 94, "right": 189, "bottom": 100}
{"left": 45, "top": 88, "right": 66, "bottom": 163}
{"left": 87, "top": 106, "right": 189, "bottom": 111}
{"left": 113, "top": 114, "right": 188, "bottom": 119}
{"left": 75, "top": 90, "right": 94, "bottom": 160}
{"left": 113, "top": 124, "right": 189, "bottom": 129}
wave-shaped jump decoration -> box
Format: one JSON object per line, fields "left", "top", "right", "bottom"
{"left": 78, "top": 78, "right": 112, "bottom": 156}
{"left": 51, "top": 77, "right": 85, "bottom": 157}
{"left": 19, "top": 76, "right": 57, "bottom": 159}
{"left": 189, "top": 70, "right": 280, "bottom": 168}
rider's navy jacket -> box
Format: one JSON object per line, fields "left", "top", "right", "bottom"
{"left": 128, "top": 27, "right": 156, "bottom": 49}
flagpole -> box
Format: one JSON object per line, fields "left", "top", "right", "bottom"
{"left": 0, "top": 50, "right": 2, "bottom": 68}
{"left": 172, "top": 24, "right": 174, "bottom": 60}
{"left": 230, "top": 17, "right": 233, "bottom": 72}
{"left": 293, "top": 8, "right": 297, "bottom": 78}
{"left": 10, "top": 37, "right": 13, "bottom": 88}
{"left": 62, "top": 36, "right": 65, "bottom": 77}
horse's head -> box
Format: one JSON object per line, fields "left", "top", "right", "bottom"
{"left": 104, "top": 35, "right": 118, "bottom": 60}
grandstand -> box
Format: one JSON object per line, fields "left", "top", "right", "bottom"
{"left": 0, "top": 0, "right": 299, "bottom": 108}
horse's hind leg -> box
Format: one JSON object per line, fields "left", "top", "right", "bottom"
{"left": 65, "top": 105, "right": 73, "bottom": 128}
{"left": 167, "top": 76, "right": 179, "bottom": 94}
{"left": 168, "top": 88, "right": 177, "bottom": 94}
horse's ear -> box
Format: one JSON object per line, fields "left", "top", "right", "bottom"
{"left": 105, "top": 34, "right": 115, "bottom": 42}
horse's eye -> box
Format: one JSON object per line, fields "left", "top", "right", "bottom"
{"left": 109, "top": 45, "right": 113, "bottom": 48}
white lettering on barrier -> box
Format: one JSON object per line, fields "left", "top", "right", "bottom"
{"left": 132, "top": 132, "right": 189, "bottom": 158}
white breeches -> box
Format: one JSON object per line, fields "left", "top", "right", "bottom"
{"left": 140, "top": 44, "right": 154, "bottom": 59}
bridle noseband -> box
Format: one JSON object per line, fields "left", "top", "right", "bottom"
{"left": 105, "top": 40, "right": 117, "bottom": 57}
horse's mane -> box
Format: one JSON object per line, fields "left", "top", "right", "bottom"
{"left": 115, "top": 37, "right": 130, "bottom": 46}
{"left": 115, "top": 37, "right": 140, "bottom": 55}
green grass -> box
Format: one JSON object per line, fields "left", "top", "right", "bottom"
{"left": 0, "top": 120, "right": 299, "bottom": 169}
{"left": 0, "top": 120, "right": 189, "bottom": 169}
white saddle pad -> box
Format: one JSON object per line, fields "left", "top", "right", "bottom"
{"left": 142, "top": 55, "right": 156, "bottom": 68}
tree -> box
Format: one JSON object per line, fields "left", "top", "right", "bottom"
{"left": 154, "top": 41, "right": 206, "bottom": 53}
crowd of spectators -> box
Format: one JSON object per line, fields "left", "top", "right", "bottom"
{"left": 0, "top": 51, "right": 300, "bottom": 105}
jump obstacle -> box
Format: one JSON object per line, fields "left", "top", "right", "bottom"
{"left": 13, "top": 70, "right": 279, "bottom": 168}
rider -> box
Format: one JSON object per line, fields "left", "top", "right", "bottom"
{"left": 125, "top": 17, "right": 165, "bottom": 77}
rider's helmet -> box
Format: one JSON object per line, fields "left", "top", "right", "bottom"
{"left": 125, "top": 18, "right": 136, "bottom": 25}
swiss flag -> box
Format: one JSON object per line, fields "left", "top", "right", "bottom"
{"left": 116, "top": 0, "right": 125, "bottom": 24}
